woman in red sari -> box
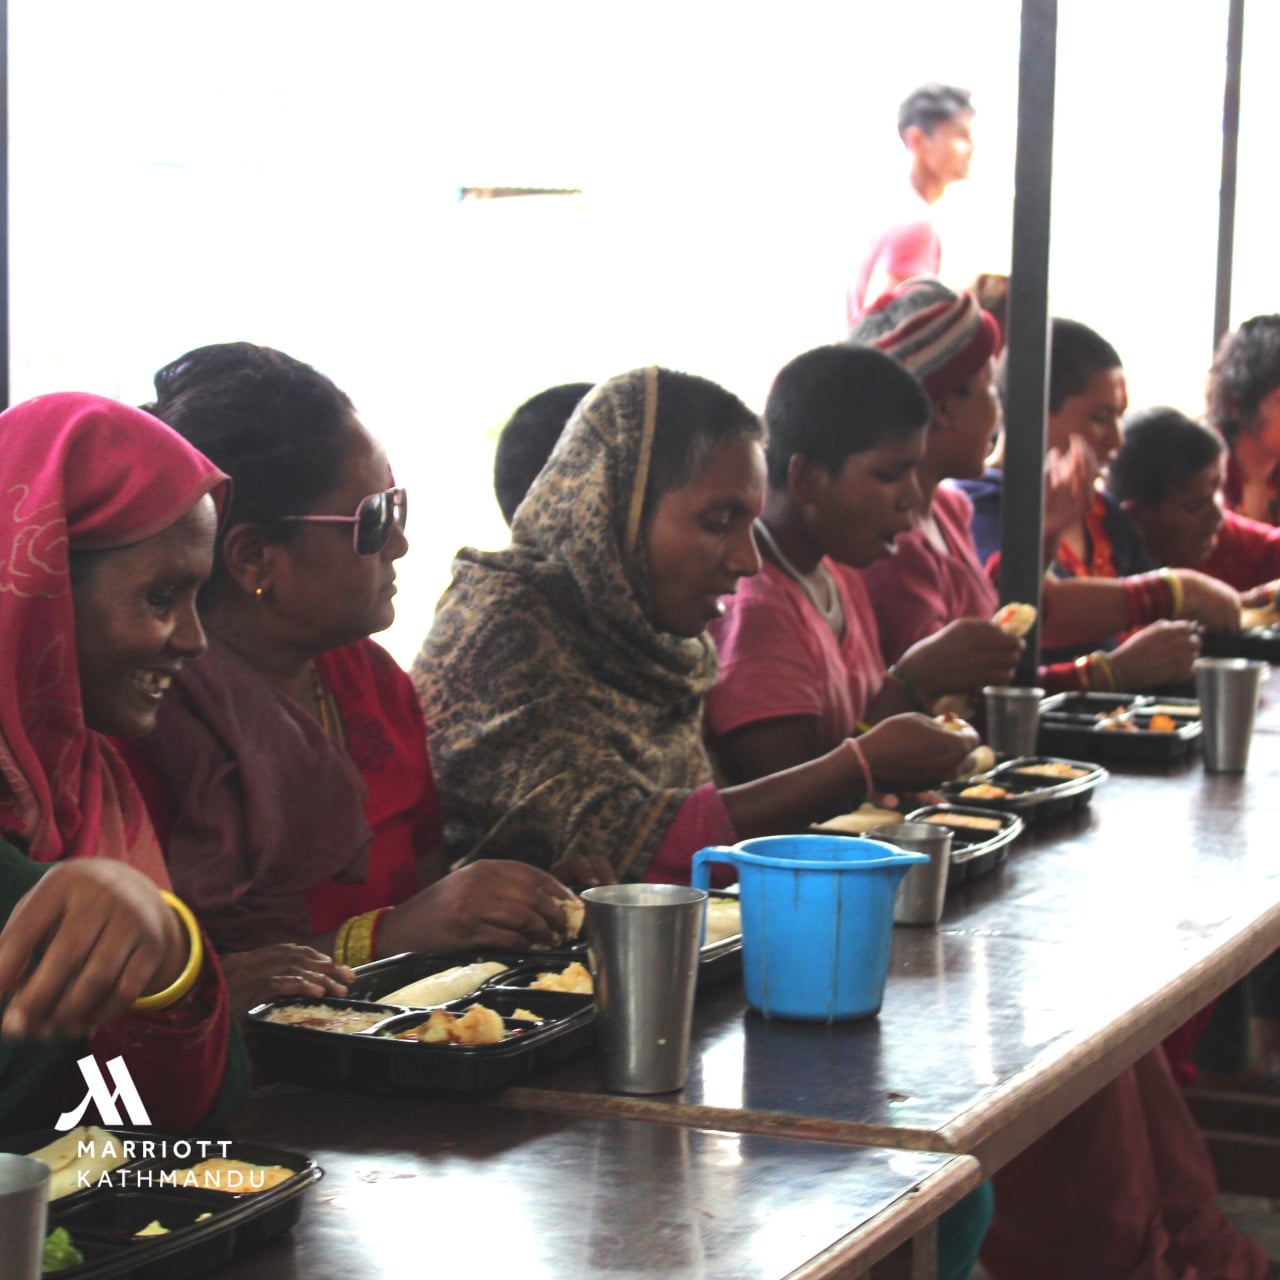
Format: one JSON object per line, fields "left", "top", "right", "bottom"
{"left": 0, "top": 392, "right": 239, "bottom": 1133}
{"left": 117, "top": 343, "right": 575, "bottom": 970}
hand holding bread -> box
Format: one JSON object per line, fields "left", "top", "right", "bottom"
{"left": 377, "top": 859, "right": 578, "bottom": 957}
{"left": 858, "top": 713, "right": 981, "bottom": 793}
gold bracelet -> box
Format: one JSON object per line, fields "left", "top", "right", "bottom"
{"left": 336, "top": 909, "right": 387, "bottom": 968}
{"left": 1092, "top": 651, "right": 1119, "bottom": 693}
{"left": 133, "top": 891, "right": 204, "bottom": 1012}
{"left": 332, "top": 914, "right": 358, "bottom": 966}
{"left": 1159, "top": 567, "right": 1184, "bottom": 620}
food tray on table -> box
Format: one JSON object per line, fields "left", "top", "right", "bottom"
{"left": 938, "top": 756, "right": 1108, "bottom": 825}
{"left": 1037, "top": 692, "right": 1201, "bottom": 764}
{"left": 250, "top": 921, "right": 743, "bottom": 1098}
{"left": 249, "top": 950, "right": 596, "bottom": 1096}
{"left": 901, "top": 804, "right": 1025, "bottom": 885}
{"left": 3, "top": 1126, "right": 319, "bottom": 1280}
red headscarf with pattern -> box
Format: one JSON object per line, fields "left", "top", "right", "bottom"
{"left": 0, "top": 392, "right": 227, "bottom": 880}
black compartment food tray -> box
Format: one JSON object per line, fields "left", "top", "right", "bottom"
{"left": 902, "top": 804, "right": 1025, "bottom": 885}
{"left": 1037, "top": 692, "right": 1201, "bottom": 764}
{"left": 3, "top": 1128, "right": 318, "bottom": 1280}
{"left": 940, "top": 756, "right": 1107, "bottom": 824}
{"left": 251, "top": 931, "right": 742, "bottom": 1098}
{"left": 249, "top": 952, "right": 595, "bottom": 1095}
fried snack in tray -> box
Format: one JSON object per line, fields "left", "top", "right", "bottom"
{"left": 392, "top": 1003, "right": 507, "bottom": 1045}
{"left": 920, "top": 811, "right": 1004, "bottom": 833}
{"left": 959, "top": 783, "right": 1011, "bottom": 801}
{"left": 378, "top": 961, "right": 508, "bottom": 1008}
{"left": 1147, "top": 714, "right": 1178, "bottom": 733}
{"left": 529, "top": 960, "right": 593, "bottom": 994}
{"left": 1097, "top": 707, "right": 1137, "bottom": 733}
{"left": 28, "top": 1126, "right": 128, "bottom": 1201}
{"left": 1010, "top": 761, "right": 1090, "bottom": 779}
{"left": 993, "top": 602, "right": 1037, "bottom": 637}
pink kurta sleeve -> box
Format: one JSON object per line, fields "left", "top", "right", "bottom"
{"left": 642, "top": 783, "right": 737, "bottom": 886}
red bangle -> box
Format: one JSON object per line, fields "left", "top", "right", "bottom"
{"left": 1123, "top": 571, "right": 1176, "bottom": 628}
{"left": 844, "top": 736, "right": 875, "bottom": 799}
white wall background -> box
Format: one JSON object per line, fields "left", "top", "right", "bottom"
{"left": 9, "top": 0, "right": 1276, "bottom": 664}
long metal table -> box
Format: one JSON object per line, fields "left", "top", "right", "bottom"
{"left": 220, "top": 1085, "right": 979, "bottom": 1279}
{"left": 500, "top": 673, "right": 1280, "bottom": 1174}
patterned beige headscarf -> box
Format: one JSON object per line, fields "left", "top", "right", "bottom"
{"left": 414, "top": 368, "right": 719, "bottom": 877}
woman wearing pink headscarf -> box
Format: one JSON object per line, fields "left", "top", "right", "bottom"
{"left": 0, "top": 393, "right": 267, "bottom": 1132}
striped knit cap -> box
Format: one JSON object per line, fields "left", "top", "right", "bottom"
{"left": 852, "top": 278, "right": 1000, "bottom": 401}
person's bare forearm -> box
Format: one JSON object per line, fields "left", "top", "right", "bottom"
{"left": 719, "top": 746, "right": 861, "bottom": 840}
{"left": 1040, "top": 577, "right": 1131, "bottom": 646}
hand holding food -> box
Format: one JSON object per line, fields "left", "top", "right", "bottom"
{"left": 958, "top": 744, "right": 997, "bottom": 777}
{"left": 1108, "top": 620, "right": 1202, "bottom": 690}
{"left": 379, "top": 860, "right": 575, "bottom": 955}
{"left": 549, "top": 850, "right": 619, "bottom": 889}
{"left": 1174, "top": 568, "right": 1240, "bottom": 634}
{"left": 221, "top": 945, "right": 354, "bottom": 1016}
{"left": 0, "top": 861, "right": 188, "bottom": 1042}
{"left": 858, "top": 713, "right": 981, "bottom": 793}
{"left": 994, "top": 602, "right": 1038, "bottom": 638}
{"left": 899, "top": 618, "right": 1023, "bottom": 700}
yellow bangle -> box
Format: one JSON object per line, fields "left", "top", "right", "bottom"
{"left": 335, "top": 908, "right": 388, "bottom": 968}
{"left": 132, "top": 891, "right": 204, "bottom": 1012}
{"left": 1092, "top": 652, "right": 1119, "bottom": 693}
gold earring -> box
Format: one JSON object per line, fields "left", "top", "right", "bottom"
{"left": 255, "top": 585, "right": 265, "bottom": 599}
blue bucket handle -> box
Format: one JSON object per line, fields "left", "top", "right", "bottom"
{"left": 691, "top": 846, "right": 737, "bottom": 947}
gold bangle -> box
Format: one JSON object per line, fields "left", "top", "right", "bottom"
{"left": 132, "top": 891, "right": 204, "bottom": 1012}
{"left": 337, "top": 909, "right": 387, "bottom": 968}
{"left": 332, "top": 914, "right": 357, "bottom": 966}
{"left": 1092, "top": 652, "right": 1119, "bottom": 693}
{"left": 1159, "top": 567, "right": 1184, "bottom": 620}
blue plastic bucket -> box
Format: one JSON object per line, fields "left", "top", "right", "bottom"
{"left": 692, "top": 834, "right": 926, "bottom": 1022}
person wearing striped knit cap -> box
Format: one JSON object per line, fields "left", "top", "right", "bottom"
{"left": 852, "top": 279, "right": 1004, "bottom": 666}
{"left": 852, "top": 281, "right": 1235, "bottom": 696}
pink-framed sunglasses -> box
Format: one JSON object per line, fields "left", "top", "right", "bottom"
{"left": 278, "top": 486, "right": 408, "bottom": 556}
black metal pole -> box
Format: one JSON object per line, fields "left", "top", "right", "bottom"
{"left": 1213, "top": 0, "right": 1244, "bottom": 352}
{"left": 1001, "top": 0, "right": 1057, "bottom": 686}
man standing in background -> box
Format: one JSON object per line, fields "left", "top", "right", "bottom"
{"left": 847, "top": 83, "right": 976, "bottom": 325}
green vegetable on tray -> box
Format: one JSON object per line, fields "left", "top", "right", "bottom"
{"left": 43, "top": 1226, "right": 84, "bottom": 1273}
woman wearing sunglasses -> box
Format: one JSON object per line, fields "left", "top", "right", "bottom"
{"left": 116, "top": 343, "right": 575, "bottom": 994}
